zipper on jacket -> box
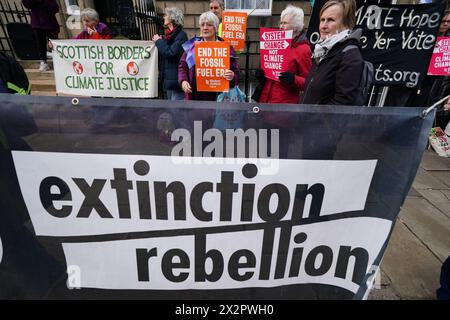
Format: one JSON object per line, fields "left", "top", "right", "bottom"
{"left": 302, "top": 75, "right": 314, "bottom": 102}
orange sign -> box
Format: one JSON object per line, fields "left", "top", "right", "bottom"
{"left": 195, "top": 41, "right": 230, "bottom": 92}
{"left": 221, "top": 11, "right": 247, "bottom": 52}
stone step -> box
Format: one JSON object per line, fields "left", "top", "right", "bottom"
{"left": 31, "top": 91, "right": 57, "bottom": 96}
{"left": 30, "top": 79, "right": 56, "bottom": 92}
{"left": 19, "top": 60, "right": 54, "bottom": 70}
{"left": 25, "top": 69, "right": 55, "bottom": 80}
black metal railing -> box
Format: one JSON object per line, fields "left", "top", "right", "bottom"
{"left": 0, "top": 0, "right": 31, "bottom": 58}
{"left": 134, "top": 0, "right": 163, "bottom": 40}
{"left": 94, "top": 0, "right": 163, "bottom": 40}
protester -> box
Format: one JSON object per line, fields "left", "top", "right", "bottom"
{"left": 209, "top": 0, "right": 224, "bottom": 36}
{"left": 299, "top": 0, "right": 363, "bottom": 160}
{"left": 178, "top": 11, "right": 240, "bottom": 101}
{"left": 0, "top": 52, "right": 31, "bottom": 95}
{"left": 21, "top": 0, "right": 59, "bottom": 72}
{"left": 301, "top": 0, "right": 363, "bottom": 105}
{"left": 153, "top": 7, "right": 188, "bottom": 101}
{"left": 251, "top": 5, "right": 312, "bottom": 158}
{"left": 254, "top": 5, "right": 312, "bottom": 106}
{"left": 75, "top": 8, "right": 112, "bottom": 40}
{"left": 438, "top": 10, "right": 450, "bottom": 36}
{"left": 424, "top": 11, "right": 450, "bottom": 131}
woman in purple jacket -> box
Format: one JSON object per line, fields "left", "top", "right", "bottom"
{"left": 178, "top": 11, "right": 240, "bottom": 101}
{"left": 22, "top": 0, "right": 59, "bottom": 72}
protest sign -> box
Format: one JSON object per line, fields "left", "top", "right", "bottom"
{"left": 259, "top": 28, "right": 293, "bottom": 81}
{"left": 52, "top": 39, "right": 158, "bottom": 98}
{"left": 427, "top": 37, "right": 450, "bottom": 76}
{"left": 195, "top": 41, "right": 230, "bottom": 92}
{"left": 307, "top": 0, "right": 445, "bottom": 88}
{"left": 221, "top": 11, "right": 248, "bottom": 52}
{"left": 0, "top": 95, "right": 434, "bottom": 299}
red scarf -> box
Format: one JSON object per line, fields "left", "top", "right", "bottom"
{"left": 165, "top": 27, "right": 177, "bottom": 42}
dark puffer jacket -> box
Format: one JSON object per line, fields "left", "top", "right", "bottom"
{"left": 301, "top": 29, "right": 364, "bottom": 105}
{"left": 155, "top": 27, "right": 188, "bottom": 91}
{"left": 22, "top": 0, "right": 60, "bottom": 32}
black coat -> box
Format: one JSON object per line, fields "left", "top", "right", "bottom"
{"left": 302, "top": 36, "right": 364, "bottom": 105}
{"left": 155, "top": 27, "right": 188, "bottom": 91}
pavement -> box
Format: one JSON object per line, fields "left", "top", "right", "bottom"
{"left": 368, "top": 149, "right": 450, "bottom": 300}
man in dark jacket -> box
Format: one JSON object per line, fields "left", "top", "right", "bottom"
{"left": 22, "top": 0, "right": 60, "bottom": 72}
{"left": 153, "top": 7, "right": 188, "bottom": 100}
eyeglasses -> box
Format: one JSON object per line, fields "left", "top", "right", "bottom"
{"left": 210, "top": 6, "right": 220, "bottom": 10}
{"left": 442, "top": 20, "right": 450, "bottom": 24}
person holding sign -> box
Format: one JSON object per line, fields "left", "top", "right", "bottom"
{"left": 178, "top": 11, "right": 240, "bottom": 101}
{"left": 301, "top": 0, "right": 363, "bottom": 106}
{"left": 152, "top": 7, "right": 188, "bottom": 101}
{"left": 75, "top": 8, "right": 112, "bottom": 40}
{"left": 254, "top": 5, "right": 312, "bottom": 109}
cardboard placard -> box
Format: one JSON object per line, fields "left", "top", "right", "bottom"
{"left": 195, "top": 41, "right": 230, "bottom": 92}
{"left": 428, "top": 37, "right": 450, "bottom": 76}
{"left": 259, "top": 28, "right": 293, "bottom": 81}
{"left": 221, "top": 11, "right": 248, "bottom": 52}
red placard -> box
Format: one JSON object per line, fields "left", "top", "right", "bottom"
{"left": 195, "top": 41, "right": 230, "bottom": 92}
{"left": 221, "top": 11, "right": 248, "bottom": 52}
{"left": 259, "top": 28, "right": 293, "bottom": 81}
{"left": 427, "top": 36, "right": 450, "bottom": 76}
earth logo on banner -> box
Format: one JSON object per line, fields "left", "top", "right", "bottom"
{"left": 260, "top": 28, "right": 293, "bottom": 81}
{"left": 428, "top": 36, "right": 450, "bottom": 76}
{"left": 73, "top": 61, "right": 84, "bottom": 75}
{"left": 127, "top": 62, "right": 139, "bottom": 76}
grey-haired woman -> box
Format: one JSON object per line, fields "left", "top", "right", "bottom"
{"left": 152, "top": 7, "right": 188, "bottom": 100}
{"left": 75, "top": 8, "right": 112, "bottom": 40}
{"left": 178, "top": 11, "right": 240, "bottom": 101}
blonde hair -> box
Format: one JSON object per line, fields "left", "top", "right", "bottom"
{"left": 320, "top": 0, "right": 356, "bottom": 29}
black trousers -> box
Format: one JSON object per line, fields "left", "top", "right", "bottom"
{"left": 33, "top": 29, "right": 58, "bottom": 61}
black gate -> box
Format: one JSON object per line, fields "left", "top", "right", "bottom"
{"left": 94, "top": 0, "right": 163, "bottom": 40}
{"left": 0, "top": 0, "right": 31, "bottom": 58}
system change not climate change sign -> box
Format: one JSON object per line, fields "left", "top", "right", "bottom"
{"left": 260, "top": 28, "right": 293, "bottom": 81}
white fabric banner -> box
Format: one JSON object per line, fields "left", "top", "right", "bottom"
{"left": 12, "top": 151, "right": 377, "bottom": 237}
{"left": 52, "top": 39, "right": 158, "bottom": 98}
{"left": 61, "top": 217, "right": 391, "bottom": 292}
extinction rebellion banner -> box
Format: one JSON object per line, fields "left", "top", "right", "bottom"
{"left": 307, "top": 0, "right": 445, "bottom": 88}
{"left": 52, "top": 40, "right": 158, "bottom": 98}
{"left": 0, "top": 94, "right": 433, "bottom": 300}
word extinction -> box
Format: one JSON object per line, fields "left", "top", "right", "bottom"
{"left": 39, "top": 161, "right": 325, "bottom": 223}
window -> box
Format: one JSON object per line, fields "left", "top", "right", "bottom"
{"left": 225, "top": 0, "right": 273, "bottom": 16}
{"left": 65, "top": 0, "right": 80, "bottom": 15}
